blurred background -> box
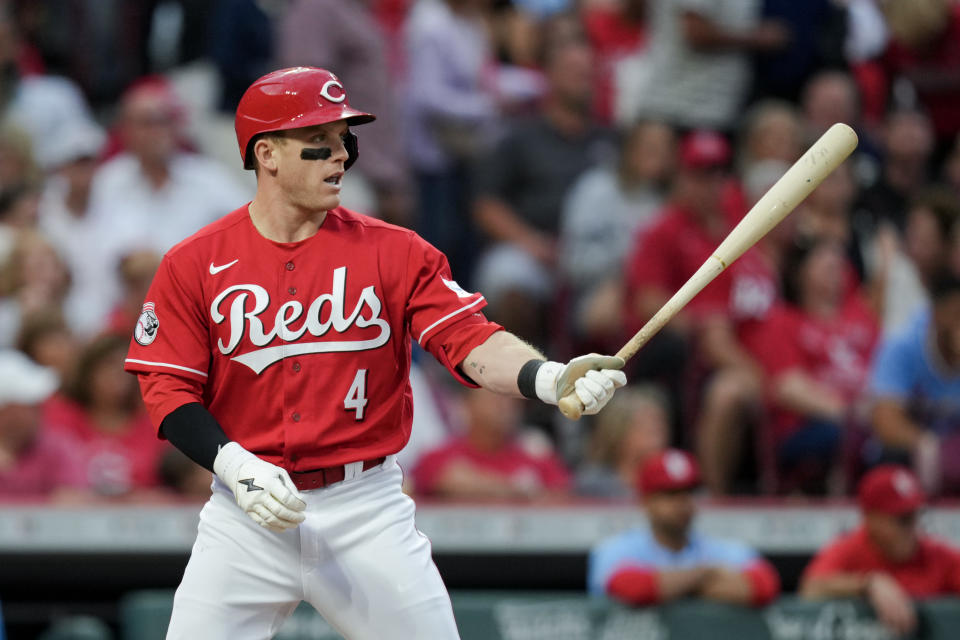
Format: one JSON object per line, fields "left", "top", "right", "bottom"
{"left": 1, "top": 0, "right": 960, "bottom": 638}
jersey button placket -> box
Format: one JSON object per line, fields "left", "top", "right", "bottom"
{"left": 285, "top": 261, "right": 295, "bottom": 271}
{"left": 292, "top": 412, "right": 301, "bottom": 422}
{"left": 292, "top": 361, "right": 301, "bottom": 373}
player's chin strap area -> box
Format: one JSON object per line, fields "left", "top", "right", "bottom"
{"left": 300, "top": 131, "right": 359, "bottom": 170}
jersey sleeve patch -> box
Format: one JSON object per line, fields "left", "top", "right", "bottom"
{"left": 134, "top": 303, "right": 160, "bottom": 345}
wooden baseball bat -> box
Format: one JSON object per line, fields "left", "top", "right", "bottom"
{"left": 558, "top": 122, "right": 859, "bottom": 420}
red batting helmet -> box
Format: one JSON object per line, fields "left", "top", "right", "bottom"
{"left": 235, "top": 67, "right": 376, "bottom": 170}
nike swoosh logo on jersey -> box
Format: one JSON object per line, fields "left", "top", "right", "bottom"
{"left": 209, "top": 259, "right": 239, "bottom": 275}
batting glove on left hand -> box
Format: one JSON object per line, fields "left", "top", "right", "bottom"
{"left": 214, "top": 442, "right": 307, "bottom": 533}
{"left": 535, "top": 354, "right": 627, "bottom": 416}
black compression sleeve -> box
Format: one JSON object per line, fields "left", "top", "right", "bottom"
{"left": 159, "top": 402, "right": 231, "bottom": 472}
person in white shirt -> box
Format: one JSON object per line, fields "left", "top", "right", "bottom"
{"left": 88, "top": 78, "right": 251, "bottom": 258}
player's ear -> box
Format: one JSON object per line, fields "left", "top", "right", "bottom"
{"left": 253, "top": 136, "right": 281, "bottom": 174}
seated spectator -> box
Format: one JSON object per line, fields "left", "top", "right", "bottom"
{"left": 473, "top": 24, "right": 612, "bottom": 348}
{"left": 44, "top": 334, "right": 169, "bottom": 498}
{"left": 16, "top": 308, "right": 78, "bottom": 384}
{"left": 800, "top": 465, "right": 960, "bottom": 637}
{"left": 37, "top": 119, "right": 112, "bottom": 337}
{"left": 158, "top": 448, "right": 212, "bottom": 500}
{"left": 588, "top": 449, "right": 780, "bottom": 606}
{"left": 559, "top": 119, "right": 675, "bottom": 351}
{"left": 625, "top": 131, "right": 779, "bottom": 495}
{"left": 88, "top": 76, "right": 250, "bottom": 259}
{"left": 105, "top": 249, "right": 162, "bottom": 336}
{"left": 0, "top": 349, "right": 85, "bottom": 499}
{"left": 870, "top": 270, "right": 960, "bottom": 495}
{"left": 737, "top": 100, "right": 804, "bottom": 172}
{"left": 575, "top": 385, "right": 670, "bottom": 499}
{"left": 752, "top": 237, "right": 878, "bottom": 494}
{"left": 411, "top": 388, "right": 570, "bottom": 501}
{"left": 0, "top": 230, "right": 72, "bottom": 348}
{"left": 855, "top": 109, "right": 935, "bottom": 236}
{"left": 872, "top": 187, "right": 960, "bottom": 335}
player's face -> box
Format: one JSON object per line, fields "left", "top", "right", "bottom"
{"left": 274, "top": 121, "right": 351, "bottom": 212}
{"left": 644, "top": 490, "right": 695, "bottom": 539}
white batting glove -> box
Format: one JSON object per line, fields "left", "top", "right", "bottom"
{"left": 535, "top": 354, "right": 627, "bottom": 416}
{"left": 213, "top": 442, "right": 307, "bottom": 532}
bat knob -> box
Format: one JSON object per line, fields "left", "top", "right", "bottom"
{"left": 558, "top": 394, "right": 584, "bottom": 421}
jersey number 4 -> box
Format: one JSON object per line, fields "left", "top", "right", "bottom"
{"left": 344, "top": 369, "right": 368, "bottom": 421}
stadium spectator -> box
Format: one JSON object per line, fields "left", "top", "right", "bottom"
{"left": 404, "top": 0, "right": 500, "bottom": 280}
{"left": 104, "top": 249, "right": 161, "bottom": 336}
{"left": 879, "top": 0, "right": 960, "bottom": 144}
{"left": 44, "top": 334, "right": 168, "bottom": 498}
{"left": 0, "top": 230, "right": 71, "bottom": 348}
{"left": 88, "top": 76, "right": 250, "bottom": 258}
{"left": 800, "top": 70, "right": 862, "bottom": 141}
{"left": 15, "top": 308, "right": 78, "bottom": 384}
{"left": 559, "top": 119, "right": 674, "bottom": 352}
{"left": 473, "top": 20, "right": 611, "bottom": 348}
{"left": 737, "top": 100, "right": 804, "bottom": 173}
{"left": 277, "top": 0, "right": 411, "bottom": 225}
{"left": 36, "top": 119, "right": 110, "bottom": 337}
{"left": 0, "top": 349, "right": 85, "bottom": 499}
{"left": 575, "top": 385, "right": 670, "bottom": 499}
{"left": 752, "top": 237, "right": 878, "bottom": 494}
{"left": 872, "top": 187, "right": 960, "bottom": 334}
{"left": 855, "top": 109, "right": 935, "bottom": 235}
{"left": 625, "top": 131, "right": 778, "bottom": 495}
{"left": 869, "top": 270, "right": 960, "bottom": 495}
{"left": 588, "top": 449, "right": 780, "bottom": 606}
{"left": 614, "top": 0, "right": 788, "bottom": 131}
{"left": 581, "top": 0, "right": 648, "bottom": 124}
{"left": 800, "top": 465, "right": 960, "bottom": 637}
{"left": 158, "top": 448, "right": 212, "bottom": 500}
{"left": 411, "top": 388, "right": 570, "bottom": 501}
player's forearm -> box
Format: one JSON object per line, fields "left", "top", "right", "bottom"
{"left": 160, "top": 403, "right": 231, "bottom": 472}
{"left": 656, "top": 567, "right": 712, "bottom": 602}
{"left": 698, "top": 568, "right": 754, "bottom": 605}
{"left": 461, "top": 330, "right": 545, "bottom": 396}
{"left": 800, "top": 573, "right": 870, "bottom": 600}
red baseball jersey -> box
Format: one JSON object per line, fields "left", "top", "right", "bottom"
{"left": 124, "top": 205, "right": 502, "bottom": 471}
{"left": 804, "top": 526, "right": 960, "bottom": 597}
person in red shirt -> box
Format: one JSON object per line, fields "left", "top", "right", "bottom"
{"left": 123, "top": 67, "right": 627, "bottom": 639}
{"left": 412, "top": 388, "right": 570, "bottom": 501}
{"left": 625, "top": 131, "right": 779, "bottom": 495}
{"left": 751, "top": 237, "right": 878, "bottom": 494}
{"left": 46, "top": 334, "right": 168, "bottom": 497}
{"left": 800, "top": 465, "right": 960, "bottom": 636}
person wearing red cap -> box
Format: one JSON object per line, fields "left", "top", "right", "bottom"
{"left": 588, "top": 449, "right": 780, "bottom": 607}
{"left": 800, "top": 465, "right": 960, "bottom": 636}
{"left": 122, "top": 66, "right": 627, "bottom": 639}
{"left": 624, "top": 130, "right": 780, "bottom": 495}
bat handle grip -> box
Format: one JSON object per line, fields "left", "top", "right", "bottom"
{"left": 558, "top": 393, "right": 584, "bottom": 420}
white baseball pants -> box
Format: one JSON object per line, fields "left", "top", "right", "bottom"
{"left": 166, "top": 456, "right": 460, "bottom": 639}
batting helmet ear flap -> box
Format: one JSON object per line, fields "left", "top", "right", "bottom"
{"left": 344, "top": 131, "right": 359, "bottom": 171}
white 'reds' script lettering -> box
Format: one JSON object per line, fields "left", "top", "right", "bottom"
{"left": 210, "top": 266, "right": 390, "bottom": 374}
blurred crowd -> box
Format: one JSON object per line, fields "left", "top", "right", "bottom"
{"left": 0, "top": 0, "right": 959, "bottom": 507}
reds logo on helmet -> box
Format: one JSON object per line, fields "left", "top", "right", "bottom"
{"left": 235, "top": 67, "right": 375, "bottom": 169}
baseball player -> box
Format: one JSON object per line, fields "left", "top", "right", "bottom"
{"left": 124, "top": 67, "right": 626, "bottom": 639}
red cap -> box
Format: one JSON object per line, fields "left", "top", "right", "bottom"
{"left": 858, "top": 465, "right": 926, "bottom": 515}
{"left": 235, "top": 67, "right": 376, "bottom": 169}
{"left": 678, "top": 130, "right": 731, "bottom": 170}
{"left": 637, "top": 449, "right": 701, "bottom": 494}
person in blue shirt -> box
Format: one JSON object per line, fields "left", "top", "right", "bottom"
{"left": 588, "top": 449, "right": 779, "bottom": 607}
{"left": 870, "top": 270, "right": 960, "bottom": 494}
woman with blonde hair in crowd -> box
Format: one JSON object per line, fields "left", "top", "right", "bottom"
{"left": 0, "top": 229, "right": 71, "bottom": 347}
{"left": 575, "top": 385, "right": 671, "bottom": 499}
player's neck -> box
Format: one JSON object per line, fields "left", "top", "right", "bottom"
{"left": 248, "top": 197, "right": 326, "bottom": 244}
